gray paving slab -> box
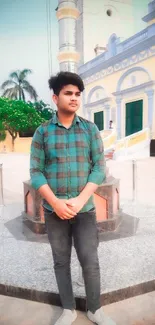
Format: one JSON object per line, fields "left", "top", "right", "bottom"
{"left": 1, "top": 291, "right": 155, "bottom": 325}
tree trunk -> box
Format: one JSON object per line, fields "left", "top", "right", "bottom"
{"left": 8, "top": 130, "right": 17, "bottom": 152}
{"left": 19, "top": 89, "right": 21, "bottom": 101}
{"left": 12, "top": 137, "right": 15, "bottom": 152}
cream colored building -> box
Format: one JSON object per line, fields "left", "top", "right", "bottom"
{"left": 76, "top": 0, "right": 149, "bottom": 65}
{"left": 78, "top": 0, "right": 155, "bottom": 140}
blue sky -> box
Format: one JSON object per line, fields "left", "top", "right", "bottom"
{"left": 0, "top": 0, "right": 149, "bottom": 105}
{"left": 0, "top": 0, "right": 59, "bottom": 104}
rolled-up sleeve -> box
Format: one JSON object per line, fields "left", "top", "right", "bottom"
{"left": 30, "top": 125, "right": 47, "bottom": 190}
{"left": 88, "top": 124, "right": 105, "bottom": 185}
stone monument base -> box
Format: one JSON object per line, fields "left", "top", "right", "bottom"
{"left": 23, "top": 181, "right": 46, "bottom": 234}
{"left": 23, "top": 175, "right": 120, "bottom": 234}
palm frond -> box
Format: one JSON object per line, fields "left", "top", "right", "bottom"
{"left": 1, "top": 80, "right": 17, "bottom": 90}
{"left": 9, "top": 71, "right": 20, "bottom": 82}
{"left": 22, "top": 80, "right": 38, "bottom": 101}
{"left": 19, "top": 69, "right": 32, "bottom": 82}
{"left": 2, "top": 87, "right": 18, "bottom": 100}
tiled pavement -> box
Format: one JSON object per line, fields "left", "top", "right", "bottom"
{"left": 1, "top": 291, "right": 155, "bottom": 325}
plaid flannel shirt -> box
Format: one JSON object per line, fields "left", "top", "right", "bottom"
{"left": 30, "top": 114, "right": 105, "bottom": 212}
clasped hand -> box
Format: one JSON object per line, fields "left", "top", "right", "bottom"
{"left": 53, "top": 197, "right": 84, "bottom": 220}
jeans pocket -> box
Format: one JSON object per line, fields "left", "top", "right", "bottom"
{"left": 43, "top": 208, "right": 55, "bottom": 218}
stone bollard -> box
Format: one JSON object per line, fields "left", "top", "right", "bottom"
{"left": 0, "top": 163, "right": 4, "bottom": 206}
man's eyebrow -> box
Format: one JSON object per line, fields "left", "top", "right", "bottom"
{"left": 64, "top": 91, "right": 72, "bottom": 93}
{"left": 64, "top": 91, "right": 81, "bottom": 94}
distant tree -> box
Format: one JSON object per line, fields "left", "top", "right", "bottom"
{"left": 0, "top": 121, "right": 6, "bottom": 142}
{"left": 33, "top": 100, "right": 56, "bottom": 120}
{"left": 0, "top": 98, "right": 45, "bottom": 151}
{"left": 1, "top": 69, "right": 38, "bottom": 101}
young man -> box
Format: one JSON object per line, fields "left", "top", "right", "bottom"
{"left": 30, "top": 72, "right": 116, "bottom": 325}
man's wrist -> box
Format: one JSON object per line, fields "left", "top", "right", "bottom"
{"left": 78, "top": 194, "right": 87, "bottom": 206}
{"left": 50, "top": 196, "right": 59, "bottom": 208}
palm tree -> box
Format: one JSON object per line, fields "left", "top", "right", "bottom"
{"left": 1, "top": 69, "right": 38, "bottom": 101}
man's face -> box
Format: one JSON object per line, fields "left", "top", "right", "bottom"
{"left": 53, "top": 84, "right": 81, "bottom": 114}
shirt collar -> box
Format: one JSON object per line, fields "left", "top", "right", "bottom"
{"left": 51, "top": 113, "right": 80, "bottom": 127}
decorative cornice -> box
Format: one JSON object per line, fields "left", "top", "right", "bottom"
{"left": 113, "top": 80, "right": 155, "bottom": 97}
{"left": 142, "top": 10, "right": 155, "bottom": 23}
{"left": 82, "top": 46, "right": 155, "bottom": 85}
{"left": 58, "top": 51, "right": 80, "bottom": 63}
{"left": 56, "top": 7, "right": 80, "bottom": 20}
{"left": 85, "top": 97, "right": 111, "bottom": 108}
{"left": 78, "top": 21, "right": 155, "bottom": 83}
{"left": 78, "top": 28, "right": 150, "bottom": 76}
{"left": 148, "top": 18, "right": 155, "bottom": 26}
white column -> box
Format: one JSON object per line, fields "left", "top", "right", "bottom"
{"left": 57, "top": 0, "right": 80, "bottom": 72}
{"left": 116, "top": 97, "right": 122, "bottom": 139}
{"left": 146, "top": 89, "right": 154, "bottom": 132}
{"left": 105, "top": 104, "right": 110, "bottom": 129}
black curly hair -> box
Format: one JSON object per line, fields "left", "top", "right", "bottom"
{"left": 48, "top": 71, "right": 85, "bottom": 96}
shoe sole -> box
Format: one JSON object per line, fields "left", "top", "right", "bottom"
{"left": 87, "top": 313, "right": 116, "bottom": 325}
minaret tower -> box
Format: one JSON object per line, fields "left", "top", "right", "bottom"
{"left": 56, "top": 0, "right": 80, "bottom": 72}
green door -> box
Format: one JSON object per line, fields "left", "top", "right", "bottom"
{"left": 94, "top": 111, "right": 104, "bottom": 131}
{"left": 125, "top": 100, "right": 143, "bottom": 136}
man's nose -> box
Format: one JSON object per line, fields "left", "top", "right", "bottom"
{"left": 71, "top": 94, "right": 77, "bottom": 101}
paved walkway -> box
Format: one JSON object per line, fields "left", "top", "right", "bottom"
{"left": 1, "top": 153, "right": 155, "bottom": 324}
{"left": 1, "top": 291, "right": 155, "bottom": 325}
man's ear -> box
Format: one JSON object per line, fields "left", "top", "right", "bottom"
{"left": 52, "top": 94, "right": 58, "bottom": 105}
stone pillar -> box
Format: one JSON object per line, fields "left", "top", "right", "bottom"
{"left": 116, "top": 97, "right": 122, "bottom": 139}
{"left": 105, "top": 104, "right": 110, "bottom": 129}
{"left": 146, "top": 89, "right": 154, "bottom": 132}
{"left": 0, "top": 163, "right": 4, "bottom": 206}
{"left": 56, "top": 0, "right": 80, "bottom": 72}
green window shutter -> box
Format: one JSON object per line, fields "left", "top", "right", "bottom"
{"left": 94, "top": 111, "right": 104, "bottom": 131}
{"left": 125, "top": 100, "right": 143, "bottom": 136}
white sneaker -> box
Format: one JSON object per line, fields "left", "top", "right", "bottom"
{"left": 55, "top": 309, "right": 77, "bottom": 325}
{"left": 87, "top": 307, "right": 116, "bottom": 325}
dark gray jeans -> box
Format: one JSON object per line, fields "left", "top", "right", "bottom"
{"left": 44, "top": 208, "right": 101, "bottom": 313}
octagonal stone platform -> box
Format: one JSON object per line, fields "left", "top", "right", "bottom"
{"left": 23, "top": 174, "right": 121, "bottom": 235}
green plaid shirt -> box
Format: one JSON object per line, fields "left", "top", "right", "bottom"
{"left": 30, "top": 114, "right": 105, "bottom": 212}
